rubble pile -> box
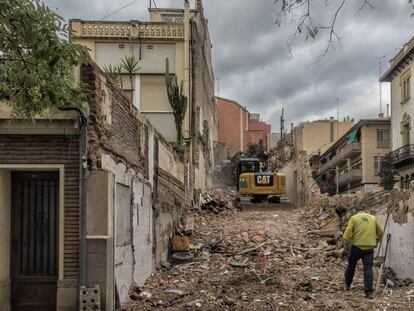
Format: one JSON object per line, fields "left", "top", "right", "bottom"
{"left": 194, "top": 188, "right": 238, "bottom": 213}
{"left": 125, "top": 201, "right": 413, "bottom": 311}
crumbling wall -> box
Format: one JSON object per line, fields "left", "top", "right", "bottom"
{"left": 191, "top": 2, "right": 218, "bottom": 191}
{"left": 376, "top": 191, "right": 414, "bottom": 280}
{"left": 281, "top": 152, "right": 320, "bottom": 207}
{"left": 308, "top": 189, "right": 414, "bottom": 280}
{"left": 82, "top": 62, "right": 188, "bottom": 306}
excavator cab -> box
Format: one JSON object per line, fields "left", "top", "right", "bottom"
{"left": 236, "top": 158, "right": 260, "bottom": 189}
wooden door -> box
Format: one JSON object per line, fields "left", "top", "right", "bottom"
{"left": 11, "top": 172, "right": 59, "bottom": 311}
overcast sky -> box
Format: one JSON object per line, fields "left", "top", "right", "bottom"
{"left": 44, "top": 0, "right": 414, "bottom": 131}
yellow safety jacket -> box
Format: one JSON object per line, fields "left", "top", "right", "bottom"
{"left": 343, "top": 212, "right": 384, "bottom": 250}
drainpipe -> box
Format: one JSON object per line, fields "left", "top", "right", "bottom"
{"left": 183, "top": 0, "right": 191, "bottom": 139}
{"left": 59, "top": 107, "right": 88, "bottom": 287}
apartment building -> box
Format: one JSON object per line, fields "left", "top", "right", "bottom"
{"left": 216, "top": 96, "right": 272, "bottom": 157}
{"left": 380, "top": 36, "right": 414, "bottom": 189}
{"left": 70, "top": 0, "right": 217, "bottom": 191}
{"left": 281, "top": 118, "right": 353, "bottom": 206}
{"left": 293, "top": 117, "right": 354, "bottom": 157}
{"left": 315, "top": 119, "right": 391, "bottom": 194}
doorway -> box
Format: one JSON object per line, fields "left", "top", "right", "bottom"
{"left": 11, "top": 171, "right": 59, "bottom": 311}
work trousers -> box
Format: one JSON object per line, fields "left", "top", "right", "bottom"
{"left": 344, "top": 245, "right": 374, "bottom": 295}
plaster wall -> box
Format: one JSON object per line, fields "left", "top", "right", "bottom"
{"left": 281, "top": 164, "right": 296, "bottom": 205}
{"left": 95, "top": 43, "right": 176, "bottom": 74}
{"left": 158, "top": 143, "right": 185, "bottom": 183}
{"left": 377, "top": 213, "right": 414, "bottom": 279}
{"left": 100, "top": 154, "right": 154, "bottom": 304}
{"left": 297, "top": 120, "right": 353, "bottom": 155}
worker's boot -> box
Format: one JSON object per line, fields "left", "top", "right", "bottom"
{"left": 365, "top": 293, "right": 374, "bottom": 299}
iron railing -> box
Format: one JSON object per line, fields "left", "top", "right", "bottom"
{"left": 391, "top": 144, "right": 414, "bottom": 165}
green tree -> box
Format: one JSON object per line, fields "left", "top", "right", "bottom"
{"left": 0, "top": 0, "right": 88, "bottom": 119}
{"left": 378, "top": 153, "right": 398, "bottom": 190}
{"left": 165, "top": 57, "right": 187, "bottom": 146}
{"left": 121, "top": 55, "right": 140, "bottom": 105}
{"left": 102, "top": 64, "right": 123, "bottom": 88}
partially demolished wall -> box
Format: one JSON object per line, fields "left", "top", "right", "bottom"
{"left": 308, "top": 189, "right": 414, "bottom": 280}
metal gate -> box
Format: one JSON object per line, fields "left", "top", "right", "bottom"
{"left": 11, "top": 171, "right": 59, "bottom": 311}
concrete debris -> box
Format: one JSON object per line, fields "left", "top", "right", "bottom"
{"left": 198, "top": 191, "right": 236, "bottom": 213}
{"left": 126, "top": 197, "right": 413, "bottom": 311}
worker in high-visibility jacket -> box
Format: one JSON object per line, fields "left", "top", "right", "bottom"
{"left": 343, "top": 210, "right": 384, "bottom": 299}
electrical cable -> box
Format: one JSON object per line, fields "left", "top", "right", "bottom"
{"left": 100, "top": 0, "right": 140, "bottom": 21}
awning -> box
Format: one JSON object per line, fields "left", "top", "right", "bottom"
{"left": 347, "top": 129, "right": 358, "bottom": 144}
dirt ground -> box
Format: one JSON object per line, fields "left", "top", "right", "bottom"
{"left": 126, "top": 204, "right": 414, "bottom": 311}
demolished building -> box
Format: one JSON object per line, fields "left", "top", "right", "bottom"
{"left": 0, "top": 60, "right": 192, "bottom": 310}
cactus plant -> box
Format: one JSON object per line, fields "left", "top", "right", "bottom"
{"left": 165, "top": 58, "right": 187, "bottom": 146}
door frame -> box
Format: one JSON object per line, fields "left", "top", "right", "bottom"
{"left": 0, "top": 165, "right": 65, "bottom": 285}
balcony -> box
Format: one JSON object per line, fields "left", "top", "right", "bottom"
{"left": 338, "top": 168, "right": 362, "bottom": 187}
{"left": 319, "top": 142, "right": 361, "bottom": 173}
{"left": 391, "top": 144, "right": 414, "bottom": 167}
{"left": 74, "top": 21, "right": 184, "bottom": 40}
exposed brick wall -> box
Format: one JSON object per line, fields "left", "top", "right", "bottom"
{"left": 246, "top": 121, "right": 271, "bottom": 150}
{"left": 216, "top": 97, "right": 249, "bottom": 156}
{"left": 0, "top": 134, "right": 80, "bottom": 281}
{"left": 81, "top": 63, "right": 147, "bottom": 177}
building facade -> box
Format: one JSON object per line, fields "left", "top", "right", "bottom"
{"left": 216, "top": 96, "right": 272, "bottom": 157}
{"left": 293, "top": 117, "right": 354, "bottom": 157}
{"left": 281, "top": 118, "right": 354, "bottom": 206}
{"left": 246, "top": 117, "right": 272, "bottom": 152}
{"left": 0, "top": 62, "right": 190, "bottom": 311}
{"left": 315, "top": 119, "right": 391, "bottom": 194}
{"left": 380, "top": 36, "right": 414, "bottom": 189}
{"left": 70, "top": 0, "right": 217, "bottom": 191}
{"left": 216, "top": 96, "right": 249, "bottom": 156}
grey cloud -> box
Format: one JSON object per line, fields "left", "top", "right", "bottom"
{"left": 44, "top": 0, "right": 414, "bottom": 130}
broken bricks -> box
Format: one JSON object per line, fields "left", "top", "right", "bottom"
{"left": 125, "top": 197, "right": 414, "bottom": 311}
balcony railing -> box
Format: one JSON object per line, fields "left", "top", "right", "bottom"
{"left": 338, "top": 168, "right": 362, "bottom": 186}
{"left": 391, "top": 144, "right": 414, "bottom": 166}
{"left": 77, "top": 21, "right": 184, "bottom": 40}
{"left": 319, "top": 142, "right": 361, "bottom": 173}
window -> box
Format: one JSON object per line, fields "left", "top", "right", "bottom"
{"left": 401, "top": 73, "right": 411, "bottom": 103}
{"left": 374, "top": 155, "right": 385, "bottom": 176}
{"left": 377, "top": 129, "right": 389, "bottom": 148}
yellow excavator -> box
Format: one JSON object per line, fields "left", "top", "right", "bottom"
{"left": 237, "top": 158, "right": 286, "bottom": 203}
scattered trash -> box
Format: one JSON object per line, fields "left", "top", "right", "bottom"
{"left": 229, "top": 259, "right": 249, "bottom": 268}
{"left": 139, "top": 291, "right": 152, "bottom": 299}
{"left": 164, "top": 288, "right": 184, "bottom": 295}
{"left": 171, "top": 252, "right": 194, "bottom": 264}
{"left": 125, "top": 188, "right": 414, "bottom": 311}
{"left": 171, "top": 236, "right": 191, "bottom": 252}
{"left": 184, "top": 299, "right": 204, "bottom": 307}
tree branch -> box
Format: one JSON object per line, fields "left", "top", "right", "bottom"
{"left": 274, "top": 0, "right": 380, "bottom": 59}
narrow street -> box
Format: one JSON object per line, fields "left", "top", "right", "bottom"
{"left": 126, "top": 202, "right": 414, "bottom": 310}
